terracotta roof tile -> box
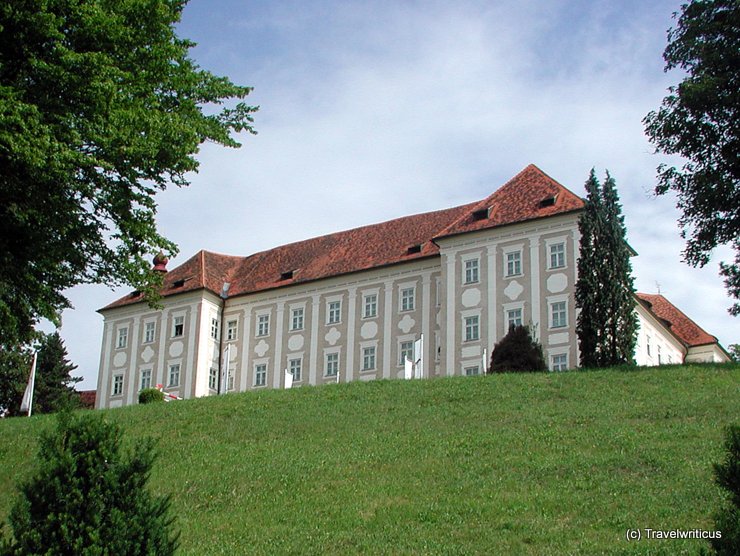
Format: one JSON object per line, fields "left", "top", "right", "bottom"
{"left": 101, "top": 165, "right": 583, "bottom": 310}
{"left": 636, "top": 293, "right": 718, "bottom": 348}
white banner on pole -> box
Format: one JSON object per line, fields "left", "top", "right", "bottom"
{"left": 20, "top": 352, "right": 37, "bottom": 416}
{"left": 413, "top": 334, "right": 424, "bottom": 379}
{"left": 482, "top": 348, "right": 488, "bottom": 375}
{"left": 404, "top": 357, "right": 413, "bottom": 380}
{"left": 284, "top": 368, "right": 293, "bottom": 389}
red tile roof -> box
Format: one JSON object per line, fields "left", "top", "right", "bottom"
{"left": 101, "top": 165, "right": 584, "bottom": 310}
{"left": 78, "top": 390, "right": 96, "bottom": 409}
{"left": 636, "top": 293, "right": 719, "bottom": 348}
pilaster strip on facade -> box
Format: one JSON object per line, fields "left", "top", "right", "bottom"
{"left": 240, "top": 306, "right": 252, "bottom": 391}
{"left": 445, "top": 255, "right": 456, "bottom": 376}
{"left": 529, "top": 234, "right": 541, "bottom": 340}
{"left": 273, "top": 302, "right": 285, "bottom": 389}
{"left": 309, "top": 295, "right": 320, "bottom": 385}
{"left": 155, "top": 308, "right": 170, "bottom": 388}
{"left": 97, "top": 323, "right": 113, "bottom": 408}
{"left": 346, "top": 287, "right": 357, "bottom": 382}
{"left": 184, "top": 301, "right": 199, "bottom": 398}
{"left": 382, "top": 280, "right": 393, "bottom": 379}
{"left": 421, "top": 273, "right": 431, "bottom": 378}
{"left": 125, "top": 319, "right": 140, "bottom": 406}
{"left": 486, "top": 244, "right": 497, "bottom": 358}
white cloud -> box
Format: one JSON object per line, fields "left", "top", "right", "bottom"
{"left": 53, "top": 0, "right": 737, "bottom": 389}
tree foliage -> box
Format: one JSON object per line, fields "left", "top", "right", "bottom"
{"left": 3, "top": 412, "right": 178, "bottom": 555}
{"left": 643, "top": 0, "right": 740, "bottom": 315}
{"left": 488, "top": 325, "right": 547, "bottom": 373}
{"left": 0, "top": 342, "right": 33, "bottom": 418}
{"left": 33, "top": 332, "right": 81, "bottom": 414}
{"left": 0, "top": 0, "right": 257, "bottom": 346}
{"left": 711, "top": 424, "right": 740, "bottom": 555}
{"left": 575, "top": 170, "right": 638, "bottom": 368}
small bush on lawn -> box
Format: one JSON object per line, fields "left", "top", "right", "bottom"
{"left": 711, "top": 424, "right": 740, "bottom": 555}
{"left": 2, "top": 412, "right": 178, "bottom": 555}
{"left": 139, "top": 387, "right": 164, "bottom": 404}
{"left": 488, "top": 324, "right": 547, "bottom": 373}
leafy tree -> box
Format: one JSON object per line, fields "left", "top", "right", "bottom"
{"left": 488, "top": 325, "right": 547, "bottom": 373}
{"left": 711, "top": 424, "right": 740, "bottom": 555}
{"left": 575, "top": 170, "right": 638, "bottom": 368}
{"left": 0, "top": 0, "right": 257, "bottom": 346}
{"left": 3, "top": 412, "right": 178, "bottom": 555}
{"left": 33, "top": 332, "right": 81, "bottom": 414}
{"left": 643, "top": 1, "right": 740, "bottom": 315}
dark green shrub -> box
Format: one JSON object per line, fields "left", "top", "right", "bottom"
{"left": 711, "top": 425, "right": 740, "bottom": 555}
{"left": 488, "top": 325, "right": 547, "bottom": 373}
{"left": 139, "top": 387, "right": 164, "bottom": 404}
{"left": 4, "top": 412, "right": 178, "bottom": 555}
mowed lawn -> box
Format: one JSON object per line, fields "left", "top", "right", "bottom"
{"left": 1, "top": 364, "right": 738, "bottom": 555}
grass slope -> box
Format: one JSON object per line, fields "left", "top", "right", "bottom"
{"left": 1, "top": 364, "right": 738, "bottom": 555}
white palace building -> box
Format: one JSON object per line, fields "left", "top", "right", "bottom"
{"left": 95, "top": 165, "right": 730, "bottom": 409}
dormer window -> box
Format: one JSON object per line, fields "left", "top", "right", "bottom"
{"left": 540, "top": 194, "right": 558, "bottom": 208}
{"left": 280, "top": 270, "right": 294, "bottom": 281}
{"left": 472, "top": 207, "right": 490, "bottom": 220}
{"left": 172, "top": 279, "right": 185, "bottom": 288}
{"left": 407, "top": 244, "right": 422, "bottom": 255}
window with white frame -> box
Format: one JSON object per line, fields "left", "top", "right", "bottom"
{"left": 143, "top": 322, "right": 156, "bottom": 344}
{"left": 209, "top": 367, "right": 218, "bottom": 390}
{"left": 289, "top": 358, "right": 302, "bottom": 382}
{"left": 226, "top": 319, "right": 238, "bottom": 341}
{"left": 327, "top": 301, "right": 341, "bottom": 324}
{"left": 291, "top": 308, "right": 304, "bottom": 331}
{"left": 657, "top": 345, "right": 662, "bottom": 365}
{"left": 172, "top": 315, "right": 184, "bottom": 337}
{"left": 399, "top": 340, "right": 414, "bottom": 365}
{"left": 507, "top": 308, "right": 523, "bottom": 329}
{"left": 257, "top": 314, "right": 270, "bottom": 337}
{"left": 362, "top": 346, "right": 376, "bottom": 371}
{"left": 550, "top": 301, "right": 567, "bottom": 329}
{"left": 254, "top": 363, "right": 267, "bottom": 387}
{"left": 210, "top": 317, "right": 220, "bottom": 340}
{"left": 140, "top": 369, "right": 152, "bottom": 391}
{"left": 464, "top": 365, "right": 480, "bottom": 376}
{"left": 112, "top": 374, "right": 123, "bottom": 396}
{"left": 505, "top": 250, "right": 522, "bottom": 277}
{"left": 464, "top": 258, "right": 480, "bottom": 284}
{"left": 168, "top": 364, "right": 180, "bottom": 387}
{"left": 551, "top": 353, "right": 568, "bottom": 372}
{"left": 227, "top": 368, "right": 235, "bottom": 391}
{"left": 363, "top": 294, "right": 377, "bottom": 318}
{"left": 464, "top": 315, "right": 480, "bottom": 342}
{"left": 325, "top": 352, "right": 339, "bottom": 376}
{"left": 400, "top": 287, "right": 415, "bottom": 312}
{"left": 117, "top": 327, "right": 128, "bottom": 349}
{"left": 549, "top": 242, "right": 566, "bottom": 269}
{"left": 646, "top": 335, "right": 651, "bottom": 356}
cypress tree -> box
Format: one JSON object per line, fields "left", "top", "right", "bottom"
{"left": 576, "top": 170, "right": 638, "bottom": 367}
{"left": 33, "top": 332, "right": 81, "bottom": 414}
{"left": 488, "top": 325, "right": 547, "bottom": 373}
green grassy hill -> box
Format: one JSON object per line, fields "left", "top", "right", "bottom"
{"left": 1, "top": 364, "right": 738, "bottom": 555}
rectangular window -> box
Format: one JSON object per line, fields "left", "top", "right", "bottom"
{"left": 325, "top": 353, "right": 339, "bottom": 376}
{"left": 328, "top": 301, "right": 341, "bottom": 324}
{"left": 117, "top": 327, "right": 128, "bottom": 349}
{"left": 657, "top": 345, "right": 662, "bottom": 365}
{"left": 552, "top": 354, "right": 568, "bottom": 372}
{"left": 226, "top": 319, "right": 238, "bottom": 341}
{"left": 464, "top": 366, "right": 480, "bottom": 376}
{"left": 227, "top": 369, "right": 235, "bottom": 391}
{"left": 144, "top": 322, "right": 156, "bottom": 344}
{"left": 362, "top": 347, "right": 376, "bottom": 371}
{"left": 112, "top": 374, "right": 123, "bottom": 396}
{"left": 140, "top": 369, "right": 152, "bottom": 391}
{"left": 646, "top": 336, "right": 651, "bottom": 356}
{"left": 209, "top": 367, "right": 218, "bottom": 390}
{"left": 399, "top": 341, "right": 414, "bottom": 365}
{"left": 507, "top": 308, "right": 522, "bottom": 329}
{"left": 506, "top": 251, "right": 522, "bottom": 277}
{"left": 464, "top": 315, "right": 480, "bottom": 342}
{"left": 257, "top": 314, "right": 270, "bottom": 337}
{"left": 464, "top": 259, "right": 480, "bottom": 284}
{"left": 291, "top": 308, "right": 304, "bottom": 331}
{"left": 550, "top": 301, "right": 567, "bottom": 329}
{"left": 172, "top": 316, "right": 184, "bottom": 338}
{"left": 363, "top": 294, "right": 377, "bottom": 318}
{"left": 254, "top": 364, "right": 267, "bottom": 387}
{"left": 210, "top": 317, "right": 220, "bottom": 340}
{"left": 549, "top": 242, "right": 565, "bottom": 269}
{"left": 401, "top": 288, "right": 415, "bottom": 312}
{"left": 289, "top": 358, "right": 302, "bottom": 382}
{"left": 168, "top": 364, "right": 180, "bottom": 387}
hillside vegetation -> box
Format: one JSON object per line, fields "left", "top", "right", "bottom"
{"left": 1, "top": 364, "right": 738, "bottom": 555}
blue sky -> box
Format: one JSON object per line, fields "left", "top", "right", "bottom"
{"left": 50, "top": 0, "right": 737, "bottom": 387}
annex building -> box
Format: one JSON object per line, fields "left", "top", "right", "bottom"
{"left": 96, "top": 165, "right": 729, "bottom": 409}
